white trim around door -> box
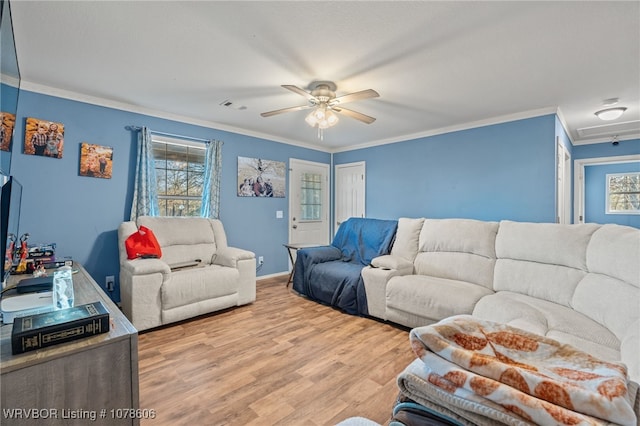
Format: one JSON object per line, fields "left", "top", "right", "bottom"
{"left": 573, "top": 154, "right": 640, "bottom": 223}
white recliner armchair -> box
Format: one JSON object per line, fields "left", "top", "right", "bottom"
{"left": 117, "top": 216, "right": 256, "bottom": 331}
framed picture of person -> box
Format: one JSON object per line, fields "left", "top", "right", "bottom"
{"left": 0, "top": 112, "right": 16, "bottom": 152}
{"left": 79, "top": 142, "right": 113, "bottom": 179}
{"left": 237, "top": 156, "right": 286, "bottom": 197}
{"left": 24, "top": 117, "right": 65, "bottom": 158}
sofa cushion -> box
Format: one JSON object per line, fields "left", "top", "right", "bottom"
{"left": 137, "top": 217, "right": 218, "bottom": 266}
{"left": 493, "top": 221, "right": 599, "bottom": 306}
{"left": 572, "top": 224, "right": 640, "bottom": 381}
{"left": 414, "top": 219, "right": 498, "bottom": 288}
{"left": 621, "top": 319, "right": 639, "bottom": 383}
{"left": 391, "top": 218, "right": 425, "bottom": 262}
{"left": 573, "top": 273, "right": 638, "bottom": 345}
{"left": 419, "top": 219, "right": 498, "bottom": 258}
{"left": 473, "top": 292, "right": 621, "bottom": 364}
{"left": 495, "top": 221, "right": 600, "bottom": 270}
{"left": 586, "top": 224, "right": 640, "bottom": 287}
{"left": 494, "top": 259, "right": 587, "bottom": 307}
{"left": 386, "top": 275, "right": 493, "bottom": 324}
{"left": 161, "top": 265, "right": 239, "bottom": 310}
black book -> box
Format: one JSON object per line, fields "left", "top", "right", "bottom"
{"left": 11, "top": 301, "right": 110, "bottom": 355}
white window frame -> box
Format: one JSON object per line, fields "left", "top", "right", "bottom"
{"left": 152, "top": 135, "right": 206, "bottom": 217}
{"left": 606, "top": 171, "right": 640, "bottom": 215}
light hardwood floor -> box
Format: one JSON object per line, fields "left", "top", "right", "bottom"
{"left": 138, "top": 275, "right": 416, "bottom": 426}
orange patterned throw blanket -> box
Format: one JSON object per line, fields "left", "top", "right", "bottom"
{"left": 408, "top": 316, "right": 637, "bottom": 426}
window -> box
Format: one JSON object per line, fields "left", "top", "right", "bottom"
{"left": 153, "top": 137, "right": 205, "bottom": 216}
{"left": 606, "top": 172, "right": 640, "bottom": 214}
{"left": 300, "top": 172, "right": 323, "bottom": 221}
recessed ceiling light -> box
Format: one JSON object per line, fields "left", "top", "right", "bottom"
{"left": 595, "top": 107, "right": 627, "bottom": 121}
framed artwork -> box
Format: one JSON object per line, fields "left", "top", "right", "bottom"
{"left": 79, "top": 142, "right": 113, "bottom": 179}
{"left": 0, "top": 112, "right": 16, "bottom": 152}
{"left": 24, "top": 117, "right": 65, "bottom": 158}
{"left": 237, "top": 156, "right": 286, "bottom": 197}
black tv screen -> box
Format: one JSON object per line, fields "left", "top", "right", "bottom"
{"left": 1, "top": 175, "right": 22, "bottom": 285}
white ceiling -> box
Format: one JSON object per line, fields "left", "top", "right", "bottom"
{"left": 9, "top": 1, "right": 640, "bottom": 151}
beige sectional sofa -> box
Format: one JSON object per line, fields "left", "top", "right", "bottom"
{"left": 118, "top": 216, "right": 256, "bottom": 331}
{"left": 362, "top": 218, "right": 640, "bottom": 383}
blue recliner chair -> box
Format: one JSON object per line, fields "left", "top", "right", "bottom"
{"left": 292, "top": 217, "right": 398, "bottom": 315}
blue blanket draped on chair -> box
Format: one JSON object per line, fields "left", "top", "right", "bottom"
{"left": 292, "top": 217, "right": 398, "bottom": 315}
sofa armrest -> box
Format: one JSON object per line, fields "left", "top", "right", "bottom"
{"left": 298, "top": 245, "right": 342, "bottom": 263}
{"left": 214, "top": 247, "right": 255, "bottom": 268}
{"left": 370, "top": 254, "right": 414, "bottom": 275}
{"left": 214, "top": 247, "right": 256, "bottom": 306}
{"left": 362, "top": 255, "right": 414, "bottom": 320}
{"left": 121, "top": 258, "right": 171, "bottom": 276}
{"left": 119, "top": 258, "right": 169, "bottom": 331}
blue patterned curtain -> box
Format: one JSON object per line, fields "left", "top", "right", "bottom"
{"left": 201, "top": 140, "right": 223, "bottom": 219}
{"left": 130, "top": 127, "right": 159, "bottom": 220}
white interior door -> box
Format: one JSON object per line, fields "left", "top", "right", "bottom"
{"left": 335, "top": 161, "right": 366, "bottom": 230}
{"left": 289, "top": 159, "right": 330, "bottom": 245}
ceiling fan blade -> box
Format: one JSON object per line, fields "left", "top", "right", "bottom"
{"left": 332, "top": 107, "right": 376, "bottom": 124}
{"left": 282, "top": 85, "right": 317, "bottom": 102}
{"left": 260, "top": 104, "right": 313, "bottom": 117}
{"left": 331, "top": 89, "right": 379, "bottom": 105}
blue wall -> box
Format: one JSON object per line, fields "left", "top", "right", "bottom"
{"left": 584, "top": 161, "right": 640, "bottom": 228}
{"left": 10, "top": 89, "right": 329, "bottom": 300}
{"left": 11, "top": 87, "right": 637, "bottom": 302}
{"left": 334, "top": 115, "right": 557, "bottom": 222}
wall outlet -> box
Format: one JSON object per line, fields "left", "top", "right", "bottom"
{"left": 105, "top": 275, "right": 115, "bottom": 292}
{"left": 258, "top": 256, "right": 264, "bottom": 265}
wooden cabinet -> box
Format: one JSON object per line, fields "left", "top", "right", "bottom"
{"left": 1, "top": 264, "right": 139, "bottom": 425}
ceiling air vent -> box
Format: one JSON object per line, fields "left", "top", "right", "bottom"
{"left": 577, "top": 120, "right": 640, "bottom": 139}
{"left": 219, "top": 100, "right": 247, "bottom": 111}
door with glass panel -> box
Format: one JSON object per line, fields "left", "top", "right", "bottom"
{"left": 288, "top": 159, "right": 330, "bottom": 246}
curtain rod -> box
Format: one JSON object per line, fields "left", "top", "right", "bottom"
{"left": 125, "top": 125, "right": 214, "bottom": 144}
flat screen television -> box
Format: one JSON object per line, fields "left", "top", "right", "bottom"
{"left": 1, "top": 175, "right": 22, "bottom": 287}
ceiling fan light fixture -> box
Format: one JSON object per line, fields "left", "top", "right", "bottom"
{"left": 595, "top": 107, "right": 627, "bottom": 121}
{"left": 318, "top": 119, "right": 330, "bottom": 130}
{"left": 306, "top": 106, "right": 339, "bottom": 129}
{"left": 313, "top": 106, "right": 326, "bottom": 121}
{"left": 326, "top": 110, "right": 339, "bottom": 126}
{"left": 262, "top": 81, "right": 378, "bottom": 140}
{"left": 305, "top": 111, "right": 318, "bottom": 127}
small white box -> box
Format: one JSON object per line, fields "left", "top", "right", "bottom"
{"left": 1, "top": 291, "right": 54, "bottom": 324}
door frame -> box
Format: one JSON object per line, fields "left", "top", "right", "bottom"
{"left": 573, "top": 154, "right": 640, "bottom": 223}
{"left": 556, "top": 139, "right": 571, "bottom": 224}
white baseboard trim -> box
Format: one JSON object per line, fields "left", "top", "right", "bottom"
{"left": 257, "top": 271, "right": 289, "bottom": 281}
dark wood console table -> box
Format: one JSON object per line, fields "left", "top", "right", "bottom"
{"left": 0, "top": 264, "right": 140, "bottom": 425}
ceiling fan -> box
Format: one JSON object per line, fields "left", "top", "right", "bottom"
{"left": 261, "top": 81, "right": 379, "bottom": 134}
